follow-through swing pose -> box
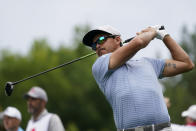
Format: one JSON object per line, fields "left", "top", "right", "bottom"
{"left": 82, "top": 25, "right": 194, "bottom": 131}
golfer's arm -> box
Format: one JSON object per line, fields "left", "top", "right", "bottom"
{"left": 162, "top": 35, "right": 194, "bottom": 77}
{"left": 109, "top": 31, "right": 155, "bottom": 69}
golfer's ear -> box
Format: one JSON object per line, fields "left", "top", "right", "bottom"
{"left": 115, "top": 36, "right": 122, "bottom": 45}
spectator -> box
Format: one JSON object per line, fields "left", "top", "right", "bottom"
{"left": 164, "top": 97, "right": 171, "bottom": 108}
{"left": 3, "top": 106, "right": 24, "bottom": 131}
{"left": 0, "top": 111, "right": 5, "bottom": 131}
{"left": 24, "top": 86, "right": 65, "bottom": 131}
{"left": 172, "top": 105, "right": 196, "bottom": 131}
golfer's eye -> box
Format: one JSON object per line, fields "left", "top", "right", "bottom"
{"left": 97, "top": 36, "right": 106, "bottom": 44}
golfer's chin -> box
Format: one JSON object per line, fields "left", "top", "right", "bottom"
{"left": 97, "top": 49, "right": 107, "bottom": 57}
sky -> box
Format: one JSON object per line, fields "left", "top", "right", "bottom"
{"left": 0, "top": 0, "right": 196, "bottom": 58}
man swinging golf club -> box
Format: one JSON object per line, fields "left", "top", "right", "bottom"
{"left": 82, "top": 25, "right": 194, "bottom": 131}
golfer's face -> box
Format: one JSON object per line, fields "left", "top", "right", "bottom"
{"left": 3, "top": 116, "right": 20, "bottom": 130}
{"left": 27, "top": 97, "right": 42, "bottom": 114}
{"left": 93, "top": 34, "right": 120, "bottom": 57}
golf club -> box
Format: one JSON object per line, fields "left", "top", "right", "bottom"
{"left": 5, "top": 52, "right": 96, "bottom": 96}
{"left": 5, "top": 25, "right": 165, "bottom": 96}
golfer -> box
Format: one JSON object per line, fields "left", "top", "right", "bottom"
{"left": 82, "top": 25, "right": 194, "bottom": 131}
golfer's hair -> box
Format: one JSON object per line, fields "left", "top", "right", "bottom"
{"left": 120, "top": 42, "right": 123, "bottom": 47}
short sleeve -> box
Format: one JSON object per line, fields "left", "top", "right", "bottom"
{"left": 144, "top": 57, "right": 165, "bottom": 79}
{"left": 92, "top": 53, "right": 114, "bottom": 92}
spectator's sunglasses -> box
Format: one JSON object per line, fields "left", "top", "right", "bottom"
{"left": 91, "top": 35, "right": 118, "bottom": 50}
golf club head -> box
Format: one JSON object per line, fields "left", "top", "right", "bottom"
{"left": 5, "top": 82, "right": 14, "bottom": 96}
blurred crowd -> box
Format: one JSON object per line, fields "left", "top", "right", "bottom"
{"left": 1, "top": 92, "right": 196, "bottom": 131}
{"left": 0, "top": 86, "right": 65, "bottom": 131}
{"left": 164, "top": 97, "right": 196, "bottom": 131}
{"left": 1, "top": 95, "right": 196, "bottom": 131}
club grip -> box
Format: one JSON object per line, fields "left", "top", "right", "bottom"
{"left": 159, "top": 25, "right": 165, "bottom": 30}
{"left": 123, "top": 25, "right": 165, "bottom": 43}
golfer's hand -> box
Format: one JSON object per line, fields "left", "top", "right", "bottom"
{"left": 136, "top": 27, "right": 157, "bottom": 48}
{"left": 151, "top": 25, "right": 169, "bottom": 40}
{"left": 136, "top": 27, "right": 157, "bottom": 38}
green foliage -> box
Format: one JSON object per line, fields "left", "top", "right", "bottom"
{"left": 0, "top": 24, "right": 115, "bottom": 131}
{"left": 163, "top": 25, "right": 196, "bottom": 124}
{"left": 1, "top": 24, "right": 195, "bottom": 130}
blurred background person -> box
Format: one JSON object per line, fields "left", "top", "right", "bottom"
{"left": 3, "top": 106, "right": 24, "bottom": 131}
{"left": 24, "top": 86, "right": 65, "bottom": 131}
{"left": 164, "top": 97, "right": 171, "bottom": 108}
{"left": 172, "top": 105, "right": 196, "bottom": 131}
{"left": 0, "top": 111, "right": 5, "bottom": 131}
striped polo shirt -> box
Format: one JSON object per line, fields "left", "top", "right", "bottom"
{"left": 92, "top": 53, "right": 170, "bottom": 129}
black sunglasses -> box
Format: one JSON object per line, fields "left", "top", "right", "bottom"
{"left": 91, "top": 35, "right": 118, "bottom": 50}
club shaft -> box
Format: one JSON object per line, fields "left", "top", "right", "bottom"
{"left": 12, "top": 52, "right": 96, "bottom": 85}
{"left": 11, "top": 25, "right": 165, "bottom": 85}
